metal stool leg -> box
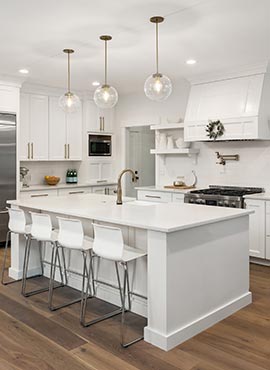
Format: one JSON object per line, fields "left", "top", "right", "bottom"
{"left": 49, "top": 245, "right": 84, "bottom": 311}
{"left": 120, "top": 262, "right": 144, "bottom": 348}
{"left": 22, "top": 240, "right": 64, "bottom": 298}
{"left": 1, "top": 230, "right": 12, "bottom": 285}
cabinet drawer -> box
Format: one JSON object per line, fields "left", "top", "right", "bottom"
{"left": 58, "top": 187, "right": 89, "bottom": 196}
{"left": 172, "top": 193, "right": 184, "bottom": 203}
{"left": 20, "top": 190, "right": 58, "bottom": 199}
{"left": 137, "top": 191, "right": 172, "bottom": 203}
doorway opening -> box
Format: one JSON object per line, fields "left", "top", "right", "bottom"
{"left": 125, "top": 125, "right": 155, "bottom": 197}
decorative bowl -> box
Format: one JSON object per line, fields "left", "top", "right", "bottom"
{"left": 44, "top": 176, "right": 60, "bottom": 186}
{"left": 175, "top": 137, "right": 191, "bottom": 149}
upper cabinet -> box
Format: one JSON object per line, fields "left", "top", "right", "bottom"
{"left": 84, "top": 99, "right": 114, "bottom": 133}
{"left": 20, "top": 93, "right": 49, "bottom": 160}
{"left": 184, "top": 71, "right": 270, "bottom": 141}
{"left": 20, "top": 93, "right": 82, "bottom": 161}
{"left": 49, "top": 97, "right": 82, "bottom": 160}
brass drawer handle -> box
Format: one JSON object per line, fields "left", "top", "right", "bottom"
{"left": 69, "top": 191, "right": 84, "bottom": 194}
{"left": 145, "top": 195, "right": 161, "bottom": 199}
{"left": 31, "top": 194, "right": 49, "bottom": 198}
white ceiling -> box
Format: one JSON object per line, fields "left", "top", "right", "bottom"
{"left": 1, "top": 0, "right": 270, "bottom": 95}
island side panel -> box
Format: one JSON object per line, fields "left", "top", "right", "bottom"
{"left": 144, "top": 215, "right": 251, "bottom": 351}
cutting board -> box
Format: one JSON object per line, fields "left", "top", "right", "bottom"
{"left": 164, "top": 185, "right": 195, "bottom": 190}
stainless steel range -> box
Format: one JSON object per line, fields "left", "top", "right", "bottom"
{"left": 184, "top": 185, "right": 264, "bottom": 208}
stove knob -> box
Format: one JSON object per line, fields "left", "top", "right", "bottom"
{"left": 189, "top": 198, "right": 194, "bottom": 203}
{"left": 218, "top": 201, "right": 223, "bottom": 207}
{"left": 231, "top": 202, "right": 236, "bottom": 208}
{"left": 224, "top": 201, "right": 230, "bottom": 207}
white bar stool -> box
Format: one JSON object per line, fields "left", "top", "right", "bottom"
{"left": 81, "top": 223, "right": 147, "bottom": 348}
{"left": 21, "top": 212, "right": 65, "bottom": 297}
{"left": 1, "top": 208, "right": 32, "bottom": 285}
{"left": 48, "top": 216, "right": 94, "bottom": 311}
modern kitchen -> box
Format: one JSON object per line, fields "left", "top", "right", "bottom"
{"left": 0, "top": 1, "right": 270, "bottom": 369}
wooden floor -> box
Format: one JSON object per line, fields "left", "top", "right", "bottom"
{"left": 0, "top": 248, "right": 269, "bottom": 370}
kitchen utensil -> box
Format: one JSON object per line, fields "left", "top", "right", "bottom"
{"left": 44, "top": 176, "right": 60, "bottom": 186}
{"left": 175, "top": 137, "right": 191, "bottom": 149}
{"left": 167, "top": 136, "right": 174, "bottom": 149}
{"left": 20, "top": 166, "right": 30, "bottom": 187}
{"left": 159, "top": 133, "right": 167, "bottom": 149}
{"left": 184, "top": 170, "right": 197, "bottom": 187}
{"left": 173, "top": 176, "right": 185, "bottom": 187}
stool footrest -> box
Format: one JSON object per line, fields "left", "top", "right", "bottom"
{"left": 81, "top": 307, "right": 122, "bottom": 327}
{"left": 122, "top": 335, "right": 144, "bottom": 348}
{"left": 23, "top": 282, "right": 64, "bottom": 297}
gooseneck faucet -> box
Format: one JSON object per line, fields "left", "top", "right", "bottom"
{"left": 116, "top": 169, "right": 137, "bottom": 205}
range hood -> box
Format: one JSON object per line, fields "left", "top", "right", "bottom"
{"left": 184, "top": 63, "right": 270, "bottom": 141}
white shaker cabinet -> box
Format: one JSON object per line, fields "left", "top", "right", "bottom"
{"left": 49, "top": 97, "right": 82, "bottom": 160}
{"left": 20, "top": 93, "right": 49, "bottom": 160}
{"left": 245, "top": 199, "right": 266, "bottom": 258}
{"left": 85, "top": 99, "right": 113, "bottom": 132}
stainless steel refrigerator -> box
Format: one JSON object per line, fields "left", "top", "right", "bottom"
{"left": 0, "top": 113, "right": 16, "bottom": 243}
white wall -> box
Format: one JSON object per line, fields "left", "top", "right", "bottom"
{"left": 115, "top": 77, "right": 270, "bottom": 190}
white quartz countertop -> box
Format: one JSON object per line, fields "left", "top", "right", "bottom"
{"left": 8, "top": 193, "right": 253, "bottom": 233}
{"left": 244, "top": 192, "right": 270, "bottom": 200}
{"left": 20, "top": 182, "right": 117, "bottom": 192}
{"left": 135, "top": 185, "right": 195, "bottom": 194}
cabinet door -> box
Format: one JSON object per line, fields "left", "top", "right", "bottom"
{"left": 99, "top": 107, "right": 114, "bottom": 132}
{"left": 49, "top": 97, "right": 67, "bottom": 160}
{"left": 20, "top": 93, "right": 31, "bottom": 160}
{"left": 85, "top": 100, "right": 100, "bottom": 132}
{"left": 92, "top": 186, "right": 106, "bottom": 194}
{"left": 245, "top": 199, "right": 265, "bottom": 258}
{"left": 66, "top": 109, "right": 82, "bottom": 160}
{"left": 172, "top": 193, "right": 184, "bottom": 203}
{"left": 30, "top": 95, "right": 49, "bottom": 160}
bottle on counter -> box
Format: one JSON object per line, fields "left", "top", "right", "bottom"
{"left": 73, "top": 169, "right": 78, "bottom": 184}
{"left": 66, "top": 169, "right": 72, "bottom": 184}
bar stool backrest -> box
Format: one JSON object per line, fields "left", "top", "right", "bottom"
{"left": 8, "top": 208, "right": 27, "bottom": 234}
{"left": 57, "top": 217, "right": 84, "bottom": 249}
{"left": 92, "top": 223, "right": 124, "bottom": 261}
{"left": 30, "top": 212, "right": 52, "bottom": 240}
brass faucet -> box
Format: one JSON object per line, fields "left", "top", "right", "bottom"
{"left": 116, "top": 169, "right": 137, "bottom": 205}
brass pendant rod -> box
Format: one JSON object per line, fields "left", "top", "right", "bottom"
{"left": 105, "top": 39, "right": 108, "bottom": 85}
{"left": 67, "top": 52, "right": 71, "bottom": 93}
{"left": 156, "top": 21, "right": 159, "bottom": 74}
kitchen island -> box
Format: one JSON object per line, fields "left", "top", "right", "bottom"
{"left": 8, "top": 193, "right": 253, "bottom": 351}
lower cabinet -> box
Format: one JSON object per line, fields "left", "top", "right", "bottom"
{"left": 19, "top": 190, "right": 58, "bottom": 200}
{"left": 92, "top": 185, "right": 117, "bottom": 195}
{"left": 245, "top": 199, "right": 266, "bottom": 259}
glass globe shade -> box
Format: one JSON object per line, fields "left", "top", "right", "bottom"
{"left": 59, "top": 92, "right": 81, "bottom": 113}
{"left": 144, "top": 73, "right": 172, "bottom": 101}
{"left": 94, "top": 84, "right": 118, "bottom": 109}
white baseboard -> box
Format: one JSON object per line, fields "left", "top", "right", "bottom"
{"left": 144, "top": 292, "right": 252, "bottom": 351}
{"left": 8, "top": 266, "right": 42, "bottom": 280}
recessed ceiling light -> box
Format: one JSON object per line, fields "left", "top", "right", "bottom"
{"left": 186, "top": 59, "right": 197, "bottom": 65}
{"left": 92, "top": 81, "right": 100, "bottom": 86}
{"left": 19, "top": 68, "right": 29, "bottom": 74}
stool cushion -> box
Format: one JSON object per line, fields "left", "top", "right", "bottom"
{"left": 121, "top": 245, "right": 147, "bottom": 262}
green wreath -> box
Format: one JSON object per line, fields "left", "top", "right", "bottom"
{"left": 206, "top": 120, "right": 225, "bottom": 140}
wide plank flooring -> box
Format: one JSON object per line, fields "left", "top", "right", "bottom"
{"left": 0, "top": 247, "right": 269, "bottom": 370}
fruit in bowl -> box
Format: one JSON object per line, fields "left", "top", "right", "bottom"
{"left": 44, "top": 176, "right": 60, "bottom": 186}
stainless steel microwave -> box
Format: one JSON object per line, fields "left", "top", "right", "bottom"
{"left": 88, "top": 134, "right": 112, "bottom": 156}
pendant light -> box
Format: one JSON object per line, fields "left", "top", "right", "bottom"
{"left": 59, "top": 49, "right": 81, "bottom": 113}
{"left": 94, "top": 35, "right": 118, "bottom": 109}
{"left": 144, "top": 16, "right": 172, "bottom": 101}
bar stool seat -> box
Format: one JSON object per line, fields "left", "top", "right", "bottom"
{"left": 122, "top": 245, "right": 146, "bottom": 262}
{"left": 1, "top": 208, "right": 32, "bottom": 285}
{"left": 21, "top": 212, "right": 65, "bottom": 298}
{"left": 48, "top": 217, "right": 94, "bottom": 311}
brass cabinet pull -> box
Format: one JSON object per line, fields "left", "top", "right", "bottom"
{"left": 68, "top": 144, "right": 70, "bottom": 159}
{"left": 64, "top": 144, "right": 66, "bottom": 159}
{"left": 27, "top": 143, "right": 30, "bottom": 159}
{"left": 31, "top": 143, "right": 33, "bottom": 159}
{"left": 31, "top": 193, "right": 49, "bottom": 198}
{"left": 102, "top": 117, "right": 105, "bottom": 131}
{"left": 145, "top": 195, "right": 161, "bottom": 199}
{"left": 69, "top": 191, "right": 84, "bottom": 194}
{"left": 99, "top": 117, "right": 102, "bottom": 131}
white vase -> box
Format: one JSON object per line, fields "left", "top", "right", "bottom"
{"left": 159, "top": 133, "right": 167, "bottom": 149}
{"left": 167, "top": 136, "right": 174, "bottom": 149}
